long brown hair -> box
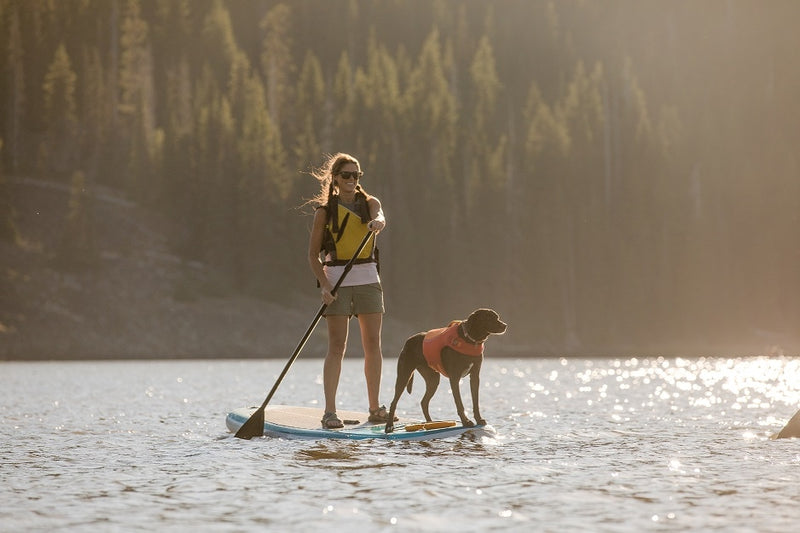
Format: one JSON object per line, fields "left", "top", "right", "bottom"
{"left": 307, "top": 152, "right": 371, "bottom": 209}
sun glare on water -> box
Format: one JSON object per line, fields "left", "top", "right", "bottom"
{"left": 501, "top": 356, "right": 800, "bottom": 438}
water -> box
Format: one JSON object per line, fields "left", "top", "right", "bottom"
{"left": 2, "top": 356, "right": 800, "bottom": 532}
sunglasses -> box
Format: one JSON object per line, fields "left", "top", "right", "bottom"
{"left": 337, "top": 170, "right": 362, "bottom": 180}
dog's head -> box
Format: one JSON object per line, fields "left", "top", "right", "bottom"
{"left": 464, "top": 308, "right": 507, "bottom": 343}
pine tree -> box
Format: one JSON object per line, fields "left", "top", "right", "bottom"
{"left": 353, "top": 32, "right": 402, "bottom": 191}
{"left": 5, "top": 6, "right": 25, "bottom": 173}
{"left": 259, "top": 3, "right": 293, "bottom": 129}
{"left": 160, "top": 54, "right": 194, "bottom": 212}
{"left": 236, "top": 68, "right": 288, "bottom": 292}
{"left": 402, "top": 27, "right": 458, "bottom": 197}
{"left": 465, "top": 35, "right": 504, "bottom": 209}
{"left": 397, "top": 28, "right": 459, "bottom": 318}
{"left": 330, "top": 51, "right": 356, "bottom": 148}
{"left": 41, "top": 42, "right": 78, "bottom": 177}
{"left": 201, "top": 0, "right": 238, "bottom": 86}
{"left": 0, "top": 139, "right": 18, "bottom": 243}
{"left": 118, "top": 0, "right": 156, "bottom": 198}
{"left": 118, "top": 0, "right": 150, "bottom": 117}
{"left": 293, "top": 50, "right": 324, "bottom": 171}
{"left": 80, "top": 45, "right": 108, "bottom": 180}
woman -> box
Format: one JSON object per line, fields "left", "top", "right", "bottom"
{"left": 307, "top": 153, "right": 392, "bottom": 428}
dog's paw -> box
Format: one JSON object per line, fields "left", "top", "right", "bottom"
{"left": 462, "top": 419, "right": 475, "bottom": 428}
{"left": 476, "top": 418, "right": 486, "bottom": 426}
{"left": 384, "top": 423, "right": 395, "bottom": 434}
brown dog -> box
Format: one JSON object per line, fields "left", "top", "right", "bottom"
{"left": 385, "top": 308, "right": 507, "bottom": 433}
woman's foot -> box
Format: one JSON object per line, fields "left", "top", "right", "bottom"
{"left": 321, "top": 411, "right": 344, "bottom": 429}
{"left": 368, "top": 405, "right": 398, "bottom": 423}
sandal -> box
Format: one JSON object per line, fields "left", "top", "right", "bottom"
{"left": 321, "top": 411, "right": 344, "bottom": 429}
{"left": 368, "top": 405, "right": 398, "bottom": 423}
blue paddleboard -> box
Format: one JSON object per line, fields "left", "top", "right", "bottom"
{"left": 226, "top": 405, "right": 488, "bottom": 441}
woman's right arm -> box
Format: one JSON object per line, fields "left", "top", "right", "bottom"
{"left": 308, "top": 208, "right": 336, "bottom": 304}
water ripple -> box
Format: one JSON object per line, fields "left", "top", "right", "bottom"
{"left": 3, "top": 357, "right": 800, "bottom": 531}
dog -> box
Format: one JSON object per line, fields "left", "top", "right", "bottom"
{"left": 385, "top": 308, "right": 507, "bottom": 433}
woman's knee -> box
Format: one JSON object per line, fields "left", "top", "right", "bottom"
{"left": 326, "top": 317, "right": 348, "bottom": 353}
{"left": 326, "top": 341, "right": 347, "bottom": 359}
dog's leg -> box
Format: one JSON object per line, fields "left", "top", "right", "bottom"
{"left": 469, "top": 361, "right": 485, "bottom": 425}
{"left": 385, "top": 361, "right": 412, "bottom": 433}
{"left": 385, "top": 335, "right": 422, "bottom": 433}
{"left": 449, "top": 375, "right": 474, "bottom": 427}
{"left": 440, "top": 348, "right": 477, "bottom": 427}
{"left": 419, "top": 368, "right": 440, "bottom": 422}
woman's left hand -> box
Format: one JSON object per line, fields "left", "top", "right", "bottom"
{"left": 367, "top": 219, "right": 385, "bottom": 233}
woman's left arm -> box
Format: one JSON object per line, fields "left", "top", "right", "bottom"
{"left": 367, "top": 197, "right": 385, "bottom": 233}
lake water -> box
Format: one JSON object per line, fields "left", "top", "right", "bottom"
{"left": 2, "top": 356, "right": 800, "bottom": 532}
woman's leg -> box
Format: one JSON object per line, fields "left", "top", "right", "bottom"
{"left": 358, "top": 312, "right": 383, "bottom": 411}
{"left": 323, "top": 315, "right": 349, "bottom": 413}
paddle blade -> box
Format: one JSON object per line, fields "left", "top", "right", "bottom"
{"left": 234, "top": 408, "right": 265, "bottom": 440}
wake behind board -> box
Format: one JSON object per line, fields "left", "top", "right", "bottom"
{"left": 226, "top": 405, "right": 486, "bottom": 441}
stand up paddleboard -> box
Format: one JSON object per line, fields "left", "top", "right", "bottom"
{"left": 226, "top": 405, "right": 486, "bottom": 441}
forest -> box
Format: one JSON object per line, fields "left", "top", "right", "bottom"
{"left": 1, "top": 0, "right": 798, "bottom": 356}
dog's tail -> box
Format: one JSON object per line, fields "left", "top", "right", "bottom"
{"left": 406, "top": 374, "right": 413, "bottom": 394}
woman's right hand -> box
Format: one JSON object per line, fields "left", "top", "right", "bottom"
{"left": 320, "top": 284, "right": 336, "bottom": 305}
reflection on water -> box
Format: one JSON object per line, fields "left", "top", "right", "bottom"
{"left": 2, "top": 357, "right": 800, "bottom": 531}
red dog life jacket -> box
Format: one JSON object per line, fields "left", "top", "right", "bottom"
{"left": 422, "top": 321, "right": 483, "bottom": 378}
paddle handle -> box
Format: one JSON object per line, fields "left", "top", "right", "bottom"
{"left": 254, "top": 230, "right": 375, "bottom": 412}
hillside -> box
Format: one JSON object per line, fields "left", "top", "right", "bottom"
{"left": 0, "top": 178, "right": 414, "bottom": 360}
{"left": 3, "top": 178, "right": 796, "bottom": 360}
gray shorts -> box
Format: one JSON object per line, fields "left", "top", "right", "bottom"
{"left": 324, "top": 282, "right": 384, "bottom": 317}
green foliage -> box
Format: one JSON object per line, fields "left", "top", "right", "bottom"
{"left": 42, "top": 43, "right": 77, "bottom": 128}
{"left": 201, "top": 0, "right": 238, "bottom": 84}
{"left": 41, "top": 43, "right": 78, "bottom": 176}
{"left": 5, "top": 5, "right": 25, "bottom": 173}
{"left": 2, "top": 1, "right": 799, "bottom": 351}
{"left": 259, "top": 3, "right": 293, "bottom": 129}
{"left": 332, "top": 51, "right": 356, "bottom": 135}
{"left": 294, "top": 50, "right": 325, "bottom": 165}
{"left": 119, "top": 0, "right": 149, "bottom": 117}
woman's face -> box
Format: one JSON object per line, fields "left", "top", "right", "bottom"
{"left": 335, "top": 162, "right": 360, "bottom": 195}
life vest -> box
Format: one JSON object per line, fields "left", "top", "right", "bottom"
{"left": 422, "top": 321, "right": 484, "bottom": 377}
{"left": 320, "top": 193, "right": 377, "bottom": 266}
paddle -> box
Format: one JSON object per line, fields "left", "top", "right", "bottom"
{"left": 234, "top": 230, "right": 376, "bottom": 439}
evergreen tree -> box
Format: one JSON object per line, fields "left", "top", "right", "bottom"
{"left": 293, "top": 50, "right": 325, "bottom": 171}
{"left": 236, "top": 67, "right": 288, "bottom": 292}
{"left": 160, "top": 54, "right": 193, "bottom": 213}
{"left": 206, "top": 92, "right": 238, "bottom": 285}
{"left": 201, "top": 0, "right": 238, "bottom": 86}
{"left": 79, "top": 45, "right": 109, "bottom": 180}
{"left": 0, "top": 139, "right": 17, "bottom": 243}
{"left": 465, "top": 35, "right": 503, "bottom": 209}
{"left": 259, "top": 3, "right": 293, "bottom": 129}
{"left": 330, "top": 51, "right": 356, "bottom": 149}
{"left": 118, "top": 0, "right": 156, "bottom": 198}
{"left": 353, "top": 32, "right": 402, "bottom": 196}
{"left": 4, "top": 6, "right": 25, "bottom": 173}
{"left": 398, "top": 28, "right": 459, "bottom": 318}
{"left": 41, "top": 42, "right": 78, "bottom": 177}
{"left": 118, "top": 0, "right": 150, "bottom": 116}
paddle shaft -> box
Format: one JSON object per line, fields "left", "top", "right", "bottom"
{"left": 235, "top": 230, "right": 375, "bottom": 439}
